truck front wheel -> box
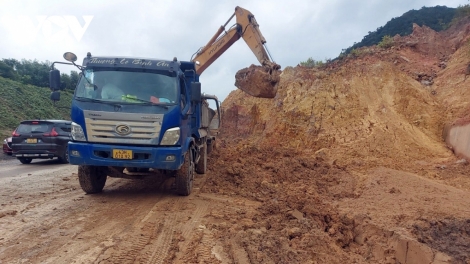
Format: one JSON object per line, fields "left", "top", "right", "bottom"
{"left": 78, "top": 165, "right": 108, "bottom": 194}
{"left": 175, "top": 151, "right": 195, "bottom": 196}
{"left": 195, "top": 143, "right": 207, "bottom": 174}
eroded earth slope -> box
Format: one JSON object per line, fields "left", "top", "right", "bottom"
{"left": 208, "top": 19, "right": 470, "bottom": 263}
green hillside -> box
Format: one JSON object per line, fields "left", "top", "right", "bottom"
{"left": 0, "top": 77, "right": 73, "bottom": 139}
{"left": 342, "top": 5, "right": 457, "bottom": 55}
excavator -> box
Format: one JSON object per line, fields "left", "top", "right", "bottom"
{"left": 191, "top": 6, "right": 281, "bottom": 98}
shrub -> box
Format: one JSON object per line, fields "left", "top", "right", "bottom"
{"left": 377, "top": 35, "right": 394, "bottom": 49}
{"left": 299, "top": 57, "right": 324, "bottom": 68}
{"left": 350, "top": 48, "right": 363, "bottom": 57}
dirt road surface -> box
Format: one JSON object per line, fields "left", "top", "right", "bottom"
{"left": 0, "top": 157, "right": 263, "bottom": 264}
{"left": 2, "top": 148, "right": 470, "bottom": 264}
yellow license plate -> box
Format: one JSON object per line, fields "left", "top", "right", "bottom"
{"left": 26, "top": 138, "right": 37, "bottom": 143}
{"left": 112, "top": 149, "right": 133, "bottom": 159}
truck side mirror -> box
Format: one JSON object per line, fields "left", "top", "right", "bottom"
{"left": 50, "top": 91, "right": 61, "bottom": 102}
{"left": 49, "top": 69, "right": 61, "bottom": 91}
{"left": 191, "top": 82, "right": 201, "bottom": 102}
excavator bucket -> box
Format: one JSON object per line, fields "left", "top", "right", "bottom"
{"left": 235, "top": 64, "right": 281, "bottom": 98}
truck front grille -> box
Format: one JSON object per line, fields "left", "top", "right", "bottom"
{"left": 83, "top": 110, "right": 164, "bottom": 145}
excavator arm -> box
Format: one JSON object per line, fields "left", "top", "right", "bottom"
{"left": 192, "top": 6, "right": 281, "bottom": 98}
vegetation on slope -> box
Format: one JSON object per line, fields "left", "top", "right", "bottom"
{"left": 0, "top": 59, "right": 79, "bottom": 90}
{"left": 300, "top": 5, "right": 470, "bottom": 67}
{"left": 0, "top": 77, "right": 72, "bottom": 139}
{"left": 342, "top": 6, "right": 456, "bottom": 56}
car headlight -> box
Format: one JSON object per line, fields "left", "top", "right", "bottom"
{"left": 71, "top": 122, "right": 86, "bottom": 141}
{"left": 160, "top": 127, "right": 180, "bottom": 145}
{"left": 3, "top": 139, "right": 6, "bottom": 144}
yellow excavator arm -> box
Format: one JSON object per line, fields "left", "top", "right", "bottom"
{"left": 192, "top": 6, "right": 281, "bottom": 98}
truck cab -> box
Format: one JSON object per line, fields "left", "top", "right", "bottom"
{"left": 50, "top": 52, "right": 220, "bottom": 196}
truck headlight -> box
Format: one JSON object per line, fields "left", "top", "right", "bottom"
{"left": 160, "top": 127, "right": 180, "bottom": 145}
{"left": 71, "top": 122, "right": 86, "bottom": 141}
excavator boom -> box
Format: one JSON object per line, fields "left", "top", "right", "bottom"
{"left": 192, "top": 6, "right": 281, "bottom": 98}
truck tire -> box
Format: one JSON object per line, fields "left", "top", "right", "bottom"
{"left": 18, "top": 158, "right": 32, "bottom": 164}
{"left": 195, "top": 143, "right": 207, "bottom": 174}
{"left": 78, "top": 165, "right": 108, "bottom": 194}
{"left": 175, "top": 151, "right": 195, "bottom": 196}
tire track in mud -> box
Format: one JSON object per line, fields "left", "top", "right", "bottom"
{"left": 172, "top": 198, "right": 212, "bottom": 263}
{"left": 99, "top": 194, "right": 212, "bottom": 264}
{"left": 229, "top": 237, "right": 251, "bottom": 264}
{"left": 92, "top": 187, "right": 173, "bottom": 263}
{"left": 102, "top": 221, "right": 161, "bottom": 263}
{"left": 142, "top": 197, "right": 185, "bottom": 264}
{"left": 137, "top": 185, "right": 214, "bottom": 264}
{"left": 197, "top": 230, "right": 217, "bottom": 263}
{"left": 170, "top": 194, "right": 261, "bottom": 263}
{"left": 33, "top": 185, "right": 168, "bottom": 263}
{"left": 67, "top": 191, "right": 169, "bottom": 264}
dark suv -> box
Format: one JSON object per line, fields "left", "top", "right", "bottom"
{"left": 11, "top": 120, "right": 72, "bottom": 164}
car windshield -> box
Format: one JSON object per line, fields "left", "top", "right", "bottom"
{"left": 75, "top": 69, "right": 178, "bottom": 104}
{"left": 17, "top": 123, "right": 51, "bottom": 133}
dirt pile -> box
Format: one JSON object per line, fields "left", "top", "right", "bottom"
{"left": 202, "top": 19, "right": 470, "bottom": 263}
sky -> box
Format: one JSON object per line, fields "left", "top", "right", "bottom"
{"left": 0, "top": 0, "right": 466, "bottom": 102}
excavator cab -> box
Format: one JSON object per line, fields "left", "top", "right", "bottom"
{"left": 192, "top": 6, "right": 281, "bottom": 98}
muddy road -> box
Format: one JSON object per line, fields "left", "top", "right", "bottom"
{"left": 0, "top": 157, "right": 70, "bottom": 179}
{"left": 2, "top": 148, "right": 470, "bottom": 264}
{"left": 0, "top": 158, "right": 256, "bottom": 264}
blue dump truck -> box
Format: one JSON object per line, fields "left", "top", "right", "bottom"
{"left": 48, "top": 6, "right": 280, "bottom": 196}
{"left": 49, "top": 52, "right": 220, "bottom": 196}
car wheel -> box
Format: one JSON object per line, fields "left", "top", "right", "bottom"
{"left": 78, "top": 165, "right": 108, "bottom": 194}
{"left": 58, "top": 150, "right": 69, "bottom": 164}
{"left": 18, "top": 158, "right": 32, "bottom": 164}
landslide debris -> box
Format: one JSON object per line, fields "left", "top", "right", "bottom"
{"left": 203, "top": 19, "right": 470, "bottom": 263}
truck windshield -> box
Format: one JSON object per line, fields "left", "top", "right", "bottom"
{"left": 75, "top": 69, "right": 178, "bottom": 104}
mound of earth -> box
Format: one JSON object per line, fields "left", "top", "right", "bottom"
{"left": 202, "top": 19, "right": 470, "bottom": 263}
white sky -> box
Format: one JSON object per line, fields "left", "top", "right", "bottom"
{"left": 0, "top": 0, "right": 466, "bottom": 101}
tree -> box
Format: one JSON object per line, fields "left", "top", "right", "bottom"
{"left": 1, "top": 59, "right": 50, "bottom": 87}
{"left": 70, "top": 71, "right": 79, "bottom": 90}
{"left": 0, "top": 61, "right": 18, "bottom": 80}
{"left": 60, "top": 73, "right": 71, "bottom": 90}
{"left": 341, "top": 6, "right": 456, "bottom": 56}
